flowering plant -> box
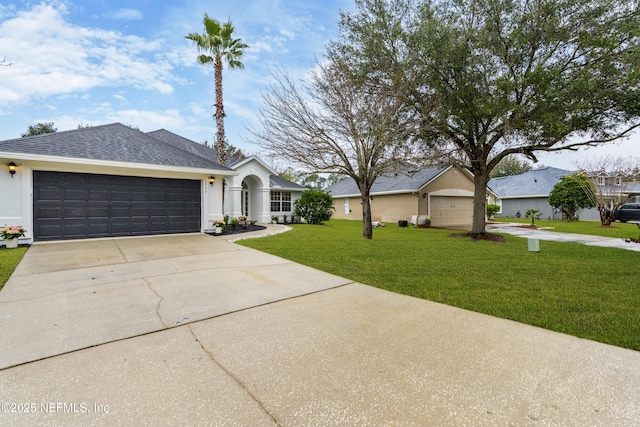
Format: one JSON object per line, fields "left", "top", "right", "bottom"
{"left": 238, "top": 215, "right": 247, "bottom": 222}
{"left": 1, "top": 225, "right": 26, "bottom": 240}
{"left": 212, "top": 219, "right": 226, "bottom": 228}
{"left": 271, "top": 215, "right": 279, "bottom": 221}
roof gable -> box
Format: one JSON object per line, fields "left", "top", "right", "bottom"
{"left": 326, "top": 165, "right": 453, "bottom": 197}
{"left": 0, "top": 123, "right": 227, "bottom": 170}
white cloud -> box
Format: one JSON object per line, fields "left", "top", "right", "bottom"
{"left": 105, "top": 109, "right": 186, "bottom": 131}
{"left": 109, "top": 9, "right": 143, "bottom": 21}
{"left": 0, "top": 3, "right": 176, "bottom": 106}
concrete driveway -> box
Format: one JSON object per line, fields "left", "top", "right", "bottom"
{"left": 1, "top": 233, "right": 639, "bottom": 426}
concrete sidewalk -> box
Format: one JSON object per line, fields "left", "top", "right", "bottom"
{"left": 487, "top": 222, "right": 640, "bottom": 251}
{"left": 1, "top": 233, "right": 639, "bottom": 426}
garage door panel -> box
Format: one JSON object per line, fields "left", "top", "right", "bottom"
{"left": 87, "top": 221, "right": 109, "bottom": 236}
{"left": 62, "top": 221, "right": 88, "bottom": 237}
{"left": 63, "top": 205, "right": 87, "bottom": 219}
{"left": 33, "top": 171, "right": 202, "bottom": 241}
{"left": 431, "top": 196, "right": 473, "bottom": 227}
{"left": 111, "top": 191, "right": 130, "bottom": 202}
{"left": 131, "top": 191, "right": 149, "bottom": 202}
{"left": 37, "top": 187, "right": 62, "bottom": 201}
{"left": 35, "top": 206, "right": 62, "bottom": 219}
{"left": 89, "top": 189, "right": 109, "bottom": 201}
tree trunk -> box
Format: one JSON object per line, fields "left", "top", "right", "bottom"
{"left": 361, "top": 190, "right": 373, "bottom": 239}
{"left": 471, "top": 171, "right": 490, "bottom": 234}
{"left": 214, "top": 57, "right": 226, "bottom": 167}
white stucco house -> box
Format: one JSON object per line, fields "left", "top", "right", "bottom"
{"left": 0, "top": 123, "right": 304, "bottom": 245}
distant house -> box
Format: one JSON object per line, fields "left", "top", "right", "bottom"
{"left": 0, "top": 123, "right": 303, "bottom": 244}
{"left": 488, "top": 167, "right": 574, "bottom": 220}
{"left": 326, "top": 164, "right": 477, "bottom": 229}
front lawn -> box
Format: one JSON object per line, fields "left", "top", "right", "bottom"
{"left": 0, "top": 246, "right": 28, "bottom": 291}
{"left": 491, "top": 217, "right": 640, "bottom": 239}
{"left": 239, "top": 220, "right": 640, "bottom": 351}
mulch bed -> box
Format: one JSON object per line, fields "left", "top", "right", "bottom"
{"left": 449, "top": 232, "right": 506, "bottom": 243}
{"left": 207, "top": 224, "right": 267, "bottom": 236}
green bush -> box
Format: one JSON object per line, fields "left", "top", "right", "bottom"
{"left": 486, "top": 204, "right": 500, "bottom": 217}
{"left": 294, "top": 189, "right": 334, "bottom": 224}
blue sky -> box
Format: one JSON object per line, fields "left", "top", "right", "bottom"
{"left": 0, "top": 0, "right": 637, "bottom": 170}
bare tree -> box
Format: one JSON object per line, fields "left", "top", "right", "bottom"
{"left": 251, "top": 60, "right": 424, "bottom": 239}
{"left": 576, "top": 157, "right": 639, "bottom": 226}
{"left": 0, "top": 57, "right": 13, "bottom": 67}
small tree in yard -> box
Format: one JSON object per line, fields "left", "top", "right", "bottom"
{"left": 293, "top": 189, "right": 334, "bottom": 225}
{"left": 548, "top": 174, "right": 595, "bottom": 221}
{"left": 525, "top": 209, "right": 542, "bottom": 227}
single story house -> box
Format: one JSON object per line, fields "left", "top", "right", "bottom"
{"left": 326, "top": 164, "right": 477, "bottom": 229}
{"left": 488, "top": 167, "right": 574, "bottom": 220}
{"left": 488, "top": 166, "right": 640, "bottom": 221}
{"left": 0, "top": 123, "right": 304, "bottom": 245}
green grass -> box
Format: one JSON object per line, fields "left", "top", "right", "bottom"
{"left": 492, "top": 217, "right": 640, "bottom": 239}
{"left": 0, "top": 246, "right": 28, "bottom": 291}
{"left": 239, "top": 220, "right": 640, "bottom": 351}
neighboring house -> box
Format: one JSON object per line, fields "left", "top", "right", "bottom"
{"left": 489, "top": 167, "right": 640, "bottom": 221}
{"left": 326, "top": 164, "right": 477, "bottom": 229}
{"left": 488, "top": 167, "right": 574, "bottom": 220}
{"left": 0, "top": 123, "right": 303, "bottom": 244}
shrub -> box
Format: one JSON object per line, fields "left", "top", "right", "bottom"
{"left": 294, "top": 189, "right": 334, "bottom": 224}
{"left": 486, "top": 204, "right": 500, "bottom": 218}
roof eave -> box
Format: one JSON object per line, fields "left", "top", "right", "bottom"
{"left": 0, "top": 152, "right": 238, "bottom": 176}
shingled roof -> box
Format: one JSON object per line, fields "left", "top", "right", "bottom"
{"left": 488, "top": 167, "right": 573, "bottom": 198}
{"left": 326, "top": 165, "right": 452, "bottom": 197}
{"left": 0, "top": 123, "right": 230, "bottom": 171}
{"left": 270, "top": 174, "right": 306, "bottom": 190}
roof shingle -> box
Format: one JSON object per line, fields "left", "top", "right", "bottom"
{"left": 0, "top": 123, "right": 227, "bottom": 170}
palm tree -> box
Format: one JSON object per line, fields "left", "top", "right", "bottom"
{"left": 185, "top": 15, "right": 248, "bottom": 166}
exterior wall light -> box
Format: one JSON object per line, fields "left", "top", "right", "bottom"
{"left": 8, "top": 162, "right": 17, "bottom": 178}
{"left": 208, "top": 176, "right": 216, "bottom": 186}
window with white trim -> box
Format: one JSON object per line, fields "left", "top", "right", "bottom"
{"left": 344, "top": 198, "right": 350, "bottom": 214}
{"left": 271, "top": 191, "right": 292, "bottom": 212}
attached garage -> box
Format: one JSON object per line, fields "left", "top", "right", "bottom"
{"left": 33, "top": 171, "right": 201, "bottom": 241}
{"left": 430, "top": 195, "right": 474, "bottom": 228}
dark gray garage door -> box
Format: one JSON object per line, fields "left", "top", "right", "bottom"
{"left": 33, "top": 171, "right": 201, "bottom": 241}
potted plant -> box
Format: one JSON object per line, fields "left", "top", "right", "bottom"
{"left": 271, "top": 215, "right": 279, "bottom": 224}
{"left": 211, "top": 219, "right": 226, "bottom": 234}
{"left": 1, "top": 225, "right": 26, "bottom": 248}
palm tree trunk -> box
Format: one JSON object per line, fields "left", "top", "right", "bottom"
{"left": 214, "top": 57, "right": 226, "bottom": 166}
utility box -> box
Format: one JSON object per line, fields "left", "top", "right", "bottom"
{"left": 398, "top": 220, "right": 408, "bottom": 228}
{"left": 528, "top": 238, "right": 540, "bottom": 252}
